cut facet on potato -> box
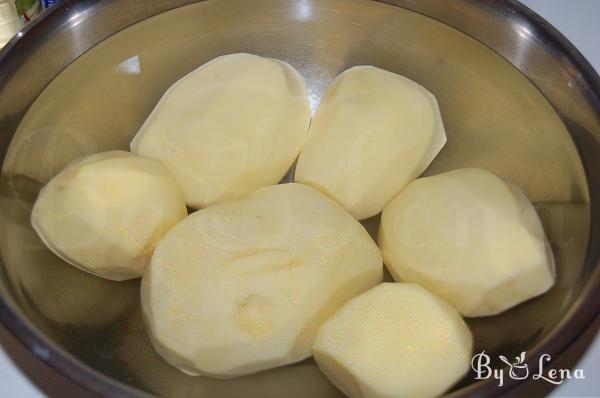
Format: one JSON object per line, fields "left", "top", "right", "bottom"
{"left": 31, "top": 151, "right": 187, "bottom": 281}
{"left": 313, "top": 283, "right": 473, "bottom": 398}
{"left": 295, "top": 66, "right": 446, "bottom": 220}
{"left": 379, "top": 168, "right": 555, "bottom": 317}
{"left": 131, "top": 53, "right": 312, "bottom": 208}
{"left": 141, "top": 183, "right": 383, "bottom": 378}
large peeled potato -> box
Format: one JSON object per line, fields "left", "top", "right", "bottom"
{"left": 295, "top": 66, "right": 446, "bottom": 220}
{"left": 379, "top": 168, "right": 555, "bottom": 317}
{"left": 31, "top": 151, "right": 187, "bottom": 281}
{"left": 131, "top": 53, "right": 312, "bottom": 208}
{"left": 142, "top": 183, "right": 383, "bottom": 378}
{"left": 313, "top": 283, "right": 473, "bottom": 398}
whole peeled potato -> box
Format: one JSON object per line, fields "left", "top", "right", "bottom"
{"left": 131, "top": 53, "right": 312, "bottom": 209}
{"left": 313, "top": 283, "right": 473, "bottom": 398}
{"left": 295, "top": 66, "right": 446, "bottom": 220}
{"left": 142, "top": 183, "right": 383, "bottom": 378}
{"left": 31, "top": 151, "right": 187, "bottom": 281}
{"left": 379, "top": 168, "right": 555, "bottom": 317}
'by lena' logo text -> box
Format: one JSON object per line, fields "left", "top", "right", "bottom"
{"left": 471, "top": 351, "right": 585, "bottom": 387}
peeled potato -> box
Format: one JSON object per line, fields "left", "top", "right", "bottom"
{"left": 142, "top": 183, "right": 383, "bottom": 378}
{"left": 313, "top": 283, "right": 473, "bottom": 398}
{"left": 31, "top": 151, "right": 187, "bottom": 281}
{"left": 379, "top": 168, "right": 555, "bottom": 317}
{"left": 295, "top": 66, "right": 446, "bottom": 220}
{"left": 131, "top": 53, "right": 312, "bottom": 208}
{"left": 0, "top": 176, "right": 138, "bottom": 326}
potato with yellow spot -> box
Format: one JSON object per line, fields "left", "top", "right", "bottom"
{"left": 313, "top": 283, "right": 473, "bottom": 398}
{"left": 31, "top": 151, "right": 187, "bottom": 281}
{"left": 141, "top": 183, "right": 383, "bottom": 377}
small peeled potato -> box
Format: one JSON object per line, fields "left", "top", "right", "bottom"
{"left": 295, "top": 66, "right": 446, "bottom": 220}
{"left": 142, "top": 183, "right": 383, "bottom": 378}
{"left": 313, "top": 283, "right": 473, "bottom": 398}
{"left": 31, "top": 151, "right": 187, "bottom": 281}
{"left": 131, "top": 53, "right": 312, "bottom": 208}
{"left": 379, "top": 168, "right": 555, "bottom": 317}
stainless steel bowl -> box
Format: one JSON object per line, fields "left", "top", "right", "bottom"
{"left": 0, "top": 1, "right": 598, "bottom": 397}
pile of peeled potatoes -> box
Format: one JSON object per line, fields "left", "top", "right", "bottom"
{"left": 31, "top": 53, "right": 555, "bottom": 398}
